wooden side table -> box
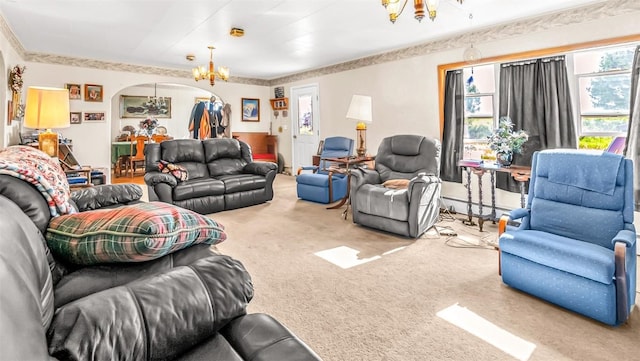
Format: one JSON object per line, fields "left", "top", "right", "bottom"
{"left": 65, "top": 166, "right": 93, "bottom": 188}
{"left": 322, "top": 156, "right": 375, "bottom": 219}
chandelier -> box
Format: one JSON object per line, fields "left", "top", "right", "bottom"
{"left": 146, "top": 83, "right": 167, "bottom": 115}
{"left": 192, "top": 46, "right": 230, "bottom": 86}
{"left": 381, "top": 0, "right": 463, "bottom": 23}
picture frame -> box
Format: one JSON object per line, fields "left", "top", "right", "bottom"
{"left": 84, "top": 84, "right": 103, "bottom": 102}
{"left": 120, "top": 95, "right": 172, "bottom": 118}
{"left": 70, "top": 112, "right": 82, "bottom": 124}
{"left": 65, "top": 83, "right": 82, "bottom": 100}
{"left": 7, "top": 99, "right": 12, "bottom": 125}
{"left": 241, "top": 98, "right": 260, "bottom": 122}
{"left": 316, "top": 140, "right": 325, "bottom": 155}
{"left": 84, "top": 112, "right": 105, "bottom": 122}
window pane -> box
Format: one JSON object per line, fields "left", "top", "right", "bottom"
{"left": 463, "top": 64, "right": 495, "bottom": 94}
{"left": 578, "top": 136, "right": 614, "bottom": 150}
{"left": 465, "top": 95, "right": 493, "bottom": 117}
{"left": 578, "top": 74, "right": 630, "bottom": 113}
{"left": 580, "top": 115, "right": 628, "bottom": 133}
{"left": 297, "top": 95, "right": 313, "bottom": 135}
{"left": 464, "top": 117, "right": 493, "bottom": 141}
{"left": 573, "top": 46, "right": 635, "bottom": 74}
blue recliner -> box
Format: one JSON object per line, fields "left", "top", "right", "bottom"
{"left": 296, "top": 136, "right": 354, "bottom": 204}
{"left": 498, "top": 149, "right": 636, "bottom": 326}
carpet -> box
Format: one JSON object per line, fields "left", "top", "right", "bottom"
{"left": 211, "top": 174, "right": 640, "bottom": 361}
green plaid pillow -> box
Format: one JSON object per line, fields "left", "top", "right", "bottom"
{"left": 46, "top": 202, "right": 226, "bottom": 265}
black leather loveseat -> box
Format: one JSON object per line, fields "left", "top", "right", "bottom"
{"left": 145, "top": 138, "right": 277, "bottom": 214}
{"left": 0, "top": 166, "right": 320, "bottom": 360}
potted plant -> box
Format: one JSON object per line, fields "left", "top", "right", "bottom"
{"left": 487, "top": 116, "right": 528, "bottom": 166}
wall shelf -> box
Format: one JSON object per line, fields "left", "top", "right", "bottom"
{"left": 270, "top": 97, "right": 288, "bottom": 110}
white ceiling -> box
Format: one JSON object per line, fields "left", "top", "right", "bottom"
{"left": 0, "top": 0, "right": 606, "bottom": 80}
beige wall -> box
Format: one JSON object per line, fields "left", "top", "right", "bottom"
{"left": 272, "top": 11, "right": 640, "bottom": 211}
{"left": 2, "top": 7, "right": 639, "bottom": 214}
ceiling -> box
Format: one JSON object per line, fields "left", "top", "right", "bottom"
{"left": 0, "top": 0, "right": 606, "bottom": 81}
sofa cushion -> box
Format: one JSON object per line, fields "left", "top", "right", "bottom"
{"left": 48, "top": 255, "right": 253, "bottom": 361}
{"left": 499, "top": 229, "right": 615, "bottom": 285}
{"left": 158, "top": 160, "right": 189, "bottom": 182}
{"left": 45, "top": 202, "right": 227, "bottom": 265}
{"left": 217, "top": 174, "right": 267, "bottom": 193}
{"left": 174, "top": 177, "right": 225, "bottom": 201}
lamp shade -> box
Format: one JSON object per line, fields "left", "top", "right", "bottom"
{"left": 24, "top": 87, "right": 70, "bottom": 130}
{"left": 346, "top": 95, "right": 372, "bottom": 123}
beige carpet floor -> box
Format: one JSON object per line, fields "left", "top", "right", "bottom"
{"left": 206, "top": 175, "right": 640, "bottom": 361}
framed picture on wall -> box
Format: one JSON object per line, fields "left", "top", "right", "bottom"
{"left": 65, "top": 83, "right": 82, "bottom": 100}
{"left": 241, "top": 98, "right": 260, "bottom": 122}
{"left": 70, "top": 112, "right": 82, "bottom": 124}
{"left": 84, "top": 84, "right": 103, "bottom": 102}
{"left": 120, "top": 95, "right": 172, "bottom": 118}
{"left": 84, "top": 112, "right": 105, "bottom": 122}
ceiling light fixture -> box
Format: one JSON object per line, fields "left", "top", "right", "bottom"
{"left": 381, "top": 0, "right": 463, "bottom": 23}
{"left": 147, "top": 83, "right": 167, "bottom": 115}
{"left": 462, "top": 13, "right": 482, "bottom": 64}
{"left": 192, "top": 46, "right": 229, "bottom": 86}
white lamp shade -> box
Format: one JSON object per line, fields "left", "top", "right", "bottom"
{"left": 24, "top": 87, "right": 70, "bottom": 130}
{"left": 346, "top": 95, "right": 372, "bottom": 123}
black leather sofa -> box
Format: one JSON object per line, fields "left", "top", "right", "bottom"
{"left": 0, "top": 175, "right": 321, "bottom": 360}
{"left": 145, "top": 138, "right": 277, "bottom": 214}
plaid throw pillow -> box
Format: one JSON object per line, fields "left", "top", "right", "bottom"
{"left": 158, "top": 160, "right": 188, "bottom": 182}
{"left": 45, "top": 202, "right": 226, "bottom": 265}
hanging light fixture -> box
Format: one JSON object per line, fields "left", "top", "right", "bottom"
{"left": 146, "top": 83, "right": 167, "bottom": 115}
{"left": 462, "top": 13, "right": 482, "bottom": 64}
{"left": 381, "top": 0, "right": 463, "bottom": 23}
{"left": 192, "top": 46, "right": 230, "bottom": 86}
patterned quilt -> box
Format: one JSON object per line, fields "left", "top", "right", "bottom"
{"left": 0, "top": 145, "right": 76, "bottom": 217}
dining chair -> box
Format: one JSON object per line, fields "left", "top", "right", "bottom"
{"left": 129, "top": 135, "right": 148, "bottom": 177}
{"left": 152, "top": 134, "right": 170, "bottom": 143}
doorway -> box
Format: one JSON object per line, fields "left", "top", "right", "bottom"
{"left": 291, "top": 84, "right": 320, "bottom": 171}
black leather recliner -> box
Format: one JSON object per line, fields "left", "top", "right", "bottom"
{"left": 145, "top": 138, "right": 277, "bottom": 214}
{"left": 0, "top": 164, "right": 320, "bottom": 360}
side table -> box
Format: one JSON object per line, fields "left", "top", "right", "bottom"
{"left": 458, "top": 161, "right": 531, "bottom": 231}
{"left": 65, "top": 166, "right": 93, "bottom": 188}
{"left": 322, "top": 156, "right": 375, "bottom": 219}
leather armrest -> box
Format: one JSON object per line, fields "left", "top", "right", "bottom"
{"left": 350, "top": 168, "right": 380, "bottom": 191}
{"left": 71, "top": 184, "right": 143, "bottom": 212}
{"left": 221, "top": 313, "right": 322, "bottom": 361}
{"left": 48, "top": 255, "right": 253, "bottom": 361}
{"left": 244, "top": 162, "right": 277, "bottom": 176}
{"left": 144, "top": 171, "right": 178, "bottom": 187}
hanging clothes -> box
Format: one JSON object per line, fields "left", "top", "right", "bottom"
{"left": 189, "top": 101, "right": 211, "bottom": 139}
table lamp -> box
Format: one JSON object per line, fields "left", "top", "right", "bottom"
{"left": 346, "top": 94, "right": 372, "bottom": 157}
{"left": 24, "top": 87, "right": 70, "bottom": 158}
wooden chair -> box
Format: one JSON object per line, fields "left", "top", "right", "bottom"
{"left": 128, "top": 135, "right": 148, "bottom": 177}
{"left": 151, "top": 134, "right": 170, "bottom": 143}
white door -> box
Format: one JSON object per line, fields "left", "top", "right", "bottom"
{"left": 291, "top": 85, "right": 320, "bottom": 171}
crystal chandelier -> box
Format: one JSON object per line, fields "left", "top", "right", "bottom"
{"left": 192, "top": 46, "right": 229, "bottom": 86}
{"left": 381, "top": 0, "right": 464, "bottom": 23}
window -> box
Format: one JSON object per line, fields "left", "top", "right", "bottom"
{"left": 574, "top": 45, "right": 635, "bottom": 149}
{"left": 463, "top": 65, "right": 495, "bottom": 159}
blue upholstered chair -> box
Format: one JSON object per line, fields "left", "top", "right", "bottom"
{"left": 498, "top": 149, "right": 636, "bottom": 326}
{"left": 296, "top": 136, "right": 354, "bottom": 204}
